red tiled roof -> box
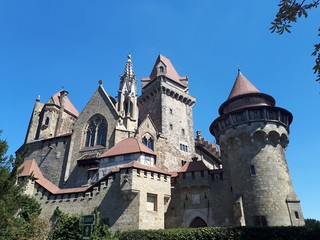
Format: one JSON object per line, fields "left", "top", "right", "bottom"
{"left": 18, "top": 159, "right": 87, "bottom": 194}
{"left": 228, "top": 71, "right": 260, "bottom": 100}
{"left": 178, "top": 159, "right": 209, "bottom": 173}
{"left": 99, "top": 137, "right": 156, "bottom": 158}
{"left": 50, "top": 91, "right": 79, "bottom": 117}
{"left": 112, "top": 160, "right": 170, "bottom": 175}
{"left": 144, "top": 54, "right": 187, "bottom": 88}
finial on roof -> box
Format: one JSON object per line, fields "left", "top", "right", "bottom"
{"left": 123, "top": 53, "right": 135, "bottom": 79}
{"left": 99, "top": 80, "right": 103, "bottom": 85}
{"left": 237, "top": 65, "right": 241, "bottom": 73}
{"left": 36, "top": 95, "right": 40, "bottom": 102}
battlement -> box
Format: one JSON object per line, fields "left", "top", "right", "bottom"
{"left": 211, "top": 106, "right": 292, "bottom": 143}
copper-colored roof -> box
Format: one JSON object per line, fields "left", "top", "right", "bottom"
{"left": 144, "top": 54, "right": 186, "bottom": 87}
{"left": 50, "top": 91, "right": 79, "bottom": 117}
{"left": 19, "top": 159, "right": 87, "bottom": 194}
{"left": 228, "top": 71, "right": 260, "bottom": 100}
{"left": 113, "top": 160, "right": 170, "bottom": 175}
{"left": 99, "top": 137, "right": 156, "bottom": 158}
{"left": 178, "top": 159, "right": 209, "bottom": 173}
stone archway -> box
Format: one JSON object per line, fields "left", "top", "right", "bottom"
{"left": 189, "top": 217, "right": 207, "bottom": 228}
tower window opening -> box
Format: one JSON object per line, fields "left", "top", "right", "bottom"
{"left": 182, "top": 128, "right": 185, "bottom": 135}
{"left": 294, "top": 211, "right": 300, "bottom": 219}
{"left": 169, "top": 124, "right": 173, "bottom": 130}
{"left": 44, "top": 117, "right": 50, "bottom": 126}
{"left": 250, "top": 165, "right": 256, "bottom": 175}
{"left": 169, "top": 108, "right": 173, "bottom": 115}
{"left": 159, "top": 66, "right": 164, "bottom": 73}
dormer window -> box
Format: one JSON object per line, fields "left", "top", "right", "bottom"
{"left": 159, "top": 66, "right": 164, "bottom": 73}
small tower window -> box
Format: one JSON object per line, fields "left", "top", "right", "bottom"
{"left": 294, "top": 211, "right": 300, "bottom": 219}
{"left": 169, "top": 124, "right": 173, "bottom": 130}
{"left": 45, "top": 117, "right": 50, "bottom": 126}
{"left": 250, "top": 165, "right": 256, "bottom": 175}
{"left": 169, "top": 108, "right": 173, "bottom": 115}
{"left": 159, "top": 66, "right": 164, "bottom": 73}
{"left": 182, "top": 129, "right": 185, "bottom": 135}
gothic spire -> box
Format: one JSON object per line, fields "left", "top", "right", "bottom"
{"left": 122, "top": 53, "right": 135, "bottom": 80}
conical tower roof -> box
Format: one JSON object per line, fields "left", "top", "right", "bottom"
{"left": 228, "top": 71, "right": 260, "bottom": 99}
{"left": 218, "top": 70, "right": 275, "bottom": 115}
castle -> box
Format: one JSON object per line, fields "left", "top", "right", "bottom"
{"left": 18, "top": 54, "right": 305, "bottom": 230}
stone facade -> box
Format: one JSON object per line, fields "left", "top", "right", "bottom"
{"left": 18, "top": 54, "right": 304, "bottom": 231}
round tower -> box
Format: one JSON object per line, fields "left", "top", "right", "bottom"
{"left": 210, "top": 71, "right": 304, "bottom": 226}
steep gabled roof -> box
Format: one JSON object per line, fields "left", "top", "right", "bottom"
{"left": 18, "top": 159, "right": 88, "bottom": 194}
{"left": 228, "top": 71, "right": 260, "bottom": 100}
{"left": 99, "top": 137, "right": 156, "bottom": 158}
{"left": 143, "top": 54, "right": 187, "bottom": 88}
{"left": 49, "top": 91, "right": 79, "bottom": 117}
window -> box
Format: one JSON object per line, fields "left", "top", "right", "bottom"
{"left": 147, "top": 194, "right": 157, "bottom": 211}
{"left": 159, "top": 66, "right": 164, "bottom": 73}
{"left": 294, "top": 211, "right": 300, "bottom": 219}
{"left": 250, "top": 165, "right": 256, "bottom": 175}
{"left": 169, "top": 108, "right": 173, "bottom": 114}
{"left": 180, "top": 143, "right": 188, "bottom": 152}
{"left": 181, "top": 160, "right": 187, "bottom": 166}
{"left": 169, "top": 124, "right": 173, "bottom": 130}
{"left": 142, "top": 136, "right": 154, "bottom": 150}
{"left": 45, "top": 117, "right": 50, "bottom": 126}
{"left": 84, "top": 115, "right": 107, "bottom": 148}
{"left": 182, "top": 128, "right": 185, "bottom": 135}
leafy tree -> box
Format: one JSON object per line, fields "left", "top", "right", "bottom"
{"left": 305, "top": 218, "right": 320, "bottom": 229}
{"left": 0, "top": 130, "right": 49, "bottom": 239}
{"left": 271, "top": 0, "right": 320, "bottom": 81}
{"left": 50, "top": 207, "right": 117, "bottom": 240}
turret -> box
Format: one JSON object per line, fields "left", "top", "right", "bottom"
{"left": 25, "top": 95, "right": 44, "bottom": 143}
{"left": 116, "top": 54, "right": 138, "bottom": 133}
{"left": 210, "top": 70, "right": 304, "bottom": 226}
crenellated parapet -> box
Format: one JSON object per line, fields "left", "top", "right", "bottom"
{"left": 138, "top": 81, "right": 195, "bottom": 107}
{"left": 210, "top": 106, "right": 292, "bottom": 144}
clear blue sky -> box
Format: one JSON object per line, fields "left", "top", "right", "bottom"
{"left": 0, "top": 1, "right": 319, "bottom": 220}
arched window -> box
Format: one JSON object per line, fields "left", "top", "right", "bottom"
{"left": 189, "top": 217, "right": 207, "bottom": 228}
{"left": 142, "top": 136, "right": 154, "bottom": 150}
{"left": 45, "top": 117, "right": 50, "bottom": 126}
{"left": 84, "top": 115, "right": 107, "bottom": 148}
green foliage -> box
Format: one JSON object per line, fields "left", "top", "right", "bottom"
{"left": 271, "top": 0, "right": 320, "bottom": 82}
{"left": 49, "top": 207, "right": 82, "bottom": 240}
{"left": 117, "top": 226, "right": 320, "bottom": 240}
{"left": 0, "top": 130, "right": 49, "bottom": 240}
{"left": 305, "top": 218, "right": 320, "bottom": 229}
{"left": 50, "top": 207, "right": 117, "bottom": 240}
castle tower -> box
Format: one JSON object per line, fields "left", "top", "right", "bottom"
{"left": 138, "top": 54, "right": 196, "bottom": 171}
{"left": 210, "top": 70, "right": 304, "bottom": 226}
{"left": 116, "top": 54, "right": 138, "bottom": 134}
{"left": 25, "top": 95, "right": 44, "bottom": 143}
